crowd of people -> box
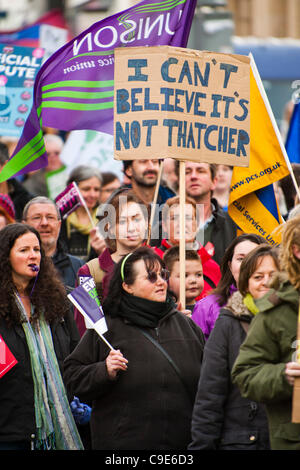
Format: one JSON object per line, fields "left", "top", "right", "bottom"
{"left": 1, "top": 134, "right": 300, "bottom": 452}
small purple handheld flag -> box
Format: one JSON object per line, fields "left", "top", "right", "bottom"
{"left": 68, "top": 277, "right": 113, "bottom": 349}
{"left": 55, "top": 181, "right": 85, "bottom": 219}
{"left": 0, "top": 0, "right": 197, "bottom": 182}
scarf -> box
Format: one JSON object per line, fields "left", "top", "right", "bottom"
{"left": 16, "top": 295, "right": 83, "bottom": 450}
{"left": 243, "top": 293, "right": 259, "bottom": 315}
{"left": 118, "top": 291, "right": 176, "bottom": 328}
{"left": 66, "top": 207, "right": 98, "bottom": 236}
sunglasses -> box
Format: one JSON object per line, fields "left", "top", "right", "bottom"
{"left": 146, "top": 268, "right": 169, "bottom": 283}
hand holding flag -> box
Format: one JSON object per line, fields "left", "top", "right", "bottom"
{"left": 68, "top": 277, "right": 128, "bottom": 376}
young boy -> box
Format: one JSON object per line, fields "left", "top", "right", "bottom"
{"left": 163, "top": 245, "right": 204, "bottom": 314}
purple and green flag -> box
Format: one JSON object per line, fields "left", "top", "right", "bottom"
{"left": 0, "top": 0, "right": 196, "bottom": 182}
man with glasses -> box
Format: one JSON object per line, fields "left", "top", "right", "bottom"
{"left": 22, "top": 196, "right": 83, "bottom": 291}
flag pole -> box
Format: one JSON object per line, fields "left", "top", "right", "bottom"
{"left": 147, "top": 160, "right": 163, "bottom": 245}
{"left": 73, "top": 181, "right": 96, "bottom": 228}
{"left": 179, "top": 160, "right": 186, "bottom": 310}
{"left": 250, "top": 53, "right": 300, "bottom": 202}
{"left": 67, "top": 293, "right": 114, "bottom": 351}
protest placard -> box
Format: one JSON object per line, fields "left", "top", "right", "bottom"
{"left": 0, "top": 44, "right": 44, "bottom": 137}
{"left": 114, "top": 45, "right": 250, "bottom": 168}
{"left": 0, "top": 334, "right": 18, "bottom": 378}
{"left": 59, "top": 130, "right": 123, "bottom": 180}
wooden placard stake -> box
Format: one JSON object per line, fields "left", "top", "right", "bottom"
{"left": 147, "top": 160, "right": 163, "bottom": 245}
{"left": 179, "top": 160, "right": 186, "bottom": 310}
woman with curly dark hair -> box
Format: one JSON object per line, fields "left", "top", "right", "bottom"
{"left": 0, "top": 223, "right": 83, "bottom": 450}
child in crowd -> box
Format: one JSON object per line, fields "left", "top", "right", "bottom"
{"left": 164, "top": 246, "right": 204, "bottom": 315}
{"left": 156, "top": 195, "right": 221, "bottom": 299}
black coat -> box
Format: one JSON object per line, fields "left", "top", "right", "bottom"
{"left": 52, "top": 241, "right": 84, "bottom": 291}
{"left": 8, "top": 178, "right": 34, "bottom": 222}
{"left": 189, "top": 291, "right": 270, "bottom": 450}
{"left": 59, "top": 219, "right": 98, "bottom": 262}
{"left": 64, "top": 309, "right": 204, "bottom": 450}
{"left": 200, "top": 198, "right": 237, "bottom": 265}
{"left": 0, "top": 309, "right": 80, "bottom": 444}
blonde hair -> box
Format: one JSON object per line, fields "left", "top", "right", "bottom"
{"left": 280, "top": 215, "right": 300, "bottom": 289}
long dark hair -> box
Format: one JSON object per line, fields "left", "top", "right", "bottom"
{"left": 211, "top": 233, "right": 267, "bottom": 306}
{"left": 103, "top": 246, "right": 166, "bottom": 317}
{"left": 0, "top": 223, "right": 69, "bottom": 325}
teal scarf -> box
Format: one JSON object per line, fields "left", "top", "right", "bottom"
{"left": 16, "top": 295, "right": 83, "bottom": 450}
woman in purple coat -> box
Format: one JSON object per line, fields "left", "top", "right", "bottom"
{"left": 191, "top": 233, "right": 266, "bottom": 340}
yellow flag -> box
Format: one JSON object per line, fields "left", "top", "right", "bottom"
{"left": 228, "top": 56, "right": 290, "bottom": 245}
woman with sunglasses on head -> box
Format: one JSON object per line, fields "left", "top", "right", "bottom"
{"left": 64, "top": 246, "right": 205, "bottom": 450}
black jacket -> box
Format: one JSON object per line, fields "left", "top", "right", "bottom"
{"left": 52, "top": 241, "right": 84, "bottom": 291}
{"left": 0, "top": 309, "right": 80, "bottom": 444}
{"left": 64, "top": 309, "right": 204, "bottom": 450}
{"left": 8, "top": 178, "right": 34, "bottom": 222}
{"left": 199, "top": 198, "right": 237, "bottom": 265}
{"left": 59, "top": 220, "right": 98, "bottom": 262}
{"left": 189, "top": 291, "right": 270, "bottom": 450}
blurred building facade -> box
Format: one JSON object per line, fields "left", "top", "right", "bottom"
{"left": 228, "top": 0, "right": 300, "bottom": 39}
{"left": 0, "top": 0, "right": 298, "bottom": 129}
{"left": 0, "top": 0, "right": 299, "bottom": 40}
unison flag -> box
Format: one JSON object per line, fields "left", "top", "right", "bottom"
{"left": 228, "top": 55, "right": 290, "bottom": 246}
{"left": 286, "top": 103, "right": 300, "bottom": 164}
{"left": 0, "top": 0, "right": 197, "bottom": 183}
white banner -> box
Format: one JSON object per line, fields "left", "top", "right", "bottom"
{"left": 60, "top": 130, "right": 123, "bottom": 180}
